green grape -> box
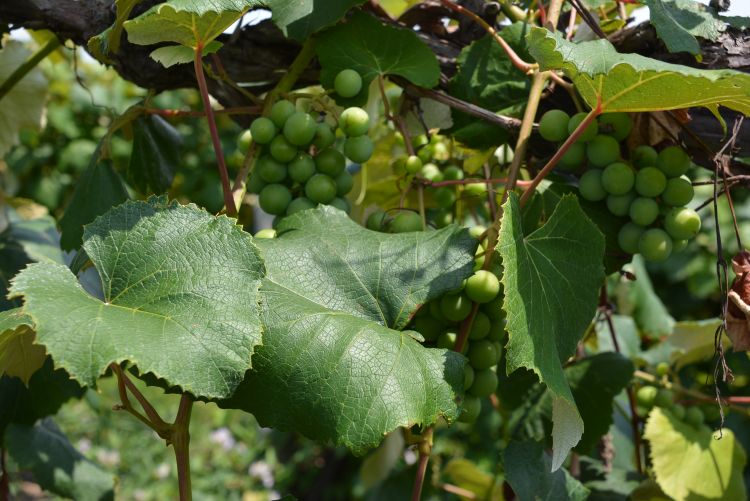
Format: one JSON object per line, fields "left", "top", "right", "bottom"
{"left": 639, "top": 228, "right": 673, "bottom": 262}
{"left": 469, "top": 225, "right": 487, "bottom": 242}
{"left": 339, "top": 107, "right": 370, "bottom": 137}
{"left": 482, "top": 295, "right": 505, "bottom": 322}
{"left": 657, "top": 145, "right": 690, "bottom": 178}
{"left": 656, "top": 362, "right": 670, "bottom": 376}
{"left": 269, "top": 100, "right": 295, "bottom": 128}
{"left": 468, "top": 369, "right": 498, "bottom": 397}
{"left": 654, "top": 389, "right": 674, "bottom": 408}
{"left": 412, "top": 134, "right": 429, "bottom": 149}
{"left": 434, "top": 187, "right": 456, "bottom": 209}
{"left": 238, "top": 129, "right": 253, "bottom": 153}
{"left": 598, "top": 112, "right": 633, "bottom": 141}
{"left": 415, "top": 316, "right": 443, "bottom": 342}
{"left": 635, "top": 167, "right": 667, "bottom": 197}
{"left": 335, "top": 170, "right": 353, "bottom": 196}
{"left": 441, "top": 293, "right": 472, "bottom": 322}
{"left": 672, "top": 239, "right": 688, "bottom": 252}
{"left": 420, "top": 163, "right": 443, "bottom": 182}
{"left": 389, "top": 211, "right": 423, "bottom": 233}
{"left": 289, "top": 153, "right": 316, "bottom": 183}
{"left": 391, "top": 157, "right": 407, "bottom": 175}
{"left": 469, "top": 311, "right": 491, "bottom": 340}
{"left": 684, "top": 407, "right": 705, "bottom": 428}
{"left": 330, "top": 197, "right": 351, "bottom": 213}
{"left": 458, "top": 395, "right": 481, "bottom": 423}
{"left": 269, "top": 135, "right": 297, "bottom": 163}
{"left": 618, "top": 222, "right": 645, "bottom": 254}
{"left": 286, "top": 197, "right": 315, "bottom": 215}
{"left": 538, "top": 109, "right": 570, "bottom": 142}
{"left": 256, "top": 156, "right": 287, "bottom": 183}
{"left": 417, "top": 145, "right": 433, "bottom": 163}
{"left": 437, "top": 331, "right": 457, "bottom": 350}
{"left": 344, "top": 135, "right": 374, "bottom": 163}
{"left": 629, "top": 197, "right": 659, "bottom": 226}
{"left": 463, "top": 365, "right": 475, "bottom": 389}
{"left": 558, "top": 142, "right": 586, "bottom": 171}
{"left": 334, "top": 69, "right": 362, "bottom": 98}
{"left": 305, "top": 174, "right": 337, "bottom": 204}
{"left": 632, "top": 145, "right": 658, "bottom": 168}
{"left": 671, "top": 404, "right": 686, "bottom": 420}
{"left": 429, "top": 299, "right": 448, "bottom": 323}
{"left": 433, "top": 209, "right": 453, "bottom": 228}
{"left": 636, "top": 386, "right": 658, "bottom": 409}
{"left": 313, "top": 123, "right": 335, "bottom": 149}
{"left": 315, "top": 147, "right": 346, "bottom": 177}
{"left": 601, "top": 162, "right": 635, "bottom": 195}
{"left": 465, "top": 270, "right": 500, "bottom": 303}
{"left": 249, "top": 117, "right": 276, "bottom": 145}
{"left": 443, "top": 165, "right": 464, "bottom": 181}
{"left": 246, "top": 172, "right": 266, "bottom": 194}
{"left": 587, "top": 135, "right": 620, "bottom": 167}
{"left": 366, "top": 209, "right": 388, "bottom": 231}
{"left": 259, "top": 184, "right": 292, "bottom": 215}
{"left": 283, "top": 112, "right": 317, "bottom": 146}
{"left": 467, "top": 340, "right": 498, "bottom": 370}
{"left": 254, "top": 228, "right": 276, "bottom": 239}
{"left": 579, "top": 169, "right": 607, "bottom": 201}
{"left": 606, "top": 191, "right": 636, "bottom": 217}
{"left": 405, "top": 155, "right": 423, "bottom": 175}
{"left": 661, "top": 176, "right": 694, "bottom": 206}
{"left": 568, "top": 112, "right": 599, "bottom": 142}
{"left": 464, "top": 182, "right": 487, "bottom": 197}
{"left": 664, "top": 207, "right": 701, "bottom": 240}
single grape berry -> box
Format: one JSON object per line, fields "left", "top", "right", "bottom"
{"left": 468, "top": 340, "right": 498, "bottom": 370}
{"left": 269, "top": 100, "right": 295, "bottom": 128}
{"left": 538, "top": 109, "right": 570, "bottom": 142}
{"left": 463, "top": 365, "right": 475, "bottom": 390}
{"left": 639, "top": 228, "right": 673, "bottom": 262}
{"left": 635, "top": 167, "right": 667, "bottom": 197}
{"left": 443, "top": 165, "right": 464, "bottom": 181}
{"left": 464, "top": 182, "right": 487, "bottom": 197}
{"left": 558, "top": 142, "right": 586, "bottom": 171}
{"left": 661, "top": 176, "right": 694, "bottom": 206}
{"left": 468, "top": 369, "right": 498, "bottom": 397}
{"left": 469, "top": 311, "right": 491, "bottom": 340}
{"left": 313, "top": 123, "right": 336, "bottom": 149}
{"left": 441, "top": 293, "right": 472, "bottom": 322}
{"left": 601, "top": 162, "right": 635, "bottom": 195}
{"left": 305, "top": 174, "right": 337, "bottom": 204}
{"left": 632, "top": 145, "right": 658, "bottom": 168}
{"left": 289, "top": 153, "right": 316, "bottom": 183}
{"left": 415, "top": 315, "right": 442, "bottom": 342}
{"left": 458, "top": 395, "right": 481, "bottom": 423}
{"left": 465, "top": 270, "right": 500, "bottom": 304}
{"left": 684, "top": 407, "right": 705, "bottom": 428}
{"left": 618, "top": 222, "right": 645, "bottom": 254}
{"left": 389, "top": 211, "right": 423, "bottom": 233}
{"left": 568, "top": 112, "right": 599, "bottom": 142}
{"left": 286, "top": 197, "right": 316, "bottom": 215}
{"left": 237, "top": 129, "right": 253, "bottom": 153}
{"left": 334, "top": 69, "right": 362, "bottom": 98}
{"left": 283, "top": 111, "right": 317, "bottom": 146}
{"left": 598, "top": 113, "right": 633, "bottom": 141}
{"left": 247, "top": 172, "right": 266, "bottom": 194}
{"left": 434, "top": 187, "right": 456, "bottom": 209}
{"left": 366, "top": 209, "right": 388, "bottom": 231}
{"left": 330, "top": 197, "right": 351, "bottom": 213}
{"left": 335, "top": 170, "right": 354, "bottom": 196}
{"left": 269, "top": 135, "right": 297, "bottom": 163}
{"left": 344, "top": 135, "right": 374, "bottom": 163}
{"left": 606, "top": 192, "right": 636, "bottom": 217}
{"left": 248, "top": 117, "right": 275, "bottom": 146}
{"left": 629, "top": 197, "right": 659, "bottom": 226}
{"left": 405, "top": 155, "right": 423, "bottom": 175}
{"left": 256, "top": 156, "right": 287, "bottom": 183}
{"left": 636, "top": 386, "right": 658, "bottom": 409}
{"left": 437, "top": 331, "right": 458, "bottom": 350}
{"left": 420, "top": 162, "right": 443, "bottom": 182}
{"left": 671, "top": 404, "right": 686, "bottom": 420}
{"left": 664, "top": 207, "right": 701, "bottom": 240}
{"left": 672, "top": 239, "right": 688, "bottom": 253}
{"left": 259, "top": 184, "right": 292, "bottom": 215}
{"left": 654, "top": 389, "right": 674, "bottom": 408}
{"left": 254, "top": 228, "right": 276, "bottom": 239}
{"left": 579, "top": 169, "right": 607, "bottom": 201}
{"left": 315, "top": 147, "right": 346, "bottom": 177}
{"left": 656, "top": 362, "right": 670, "bottom": 376}
{"left": 587, "top": 135, "right": 620, "bottom": 167}
{"left": 657, "top": 145, "right": 690, "bottom": 178}
{"left": 339, "top": 107, "right": 370, "bottom": 137}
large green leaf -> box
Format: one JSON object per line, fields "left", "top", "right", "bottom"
{"left": 127, "top": 115, "right": 180, "bottom": 194}
{"left": 504, "top": 440, "right": 590, "bottom": 500}
{"left": 220, "top": 207, "right": 474, "bottom": 453}
{"left": 498, "top": 192, "right": 605, "bottom": 470}
{"left": 5, "top": 419, "right": 116, "bottom": 501}
{"left": 316, "top": 11, "right": 440, "bottom": 105}
{"left": 267, "top": 0, "right": 366, "bottom": 41}
{"left": 645, "top": 0, "right": 725, "bottom": 55}
{"left": 645, "top": 408, "right": 747, "bottom": 501}
{"left": 11, "top": 198, "right": 266, "bottom": 399}
{"left": 527, "top": 26, "right": 750, "bottom": 116}
{"left": 0, "top": 308, "right": 43, "bottom": 384}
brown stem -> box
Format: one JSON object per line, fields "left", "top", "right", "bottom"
{"left": 143, "top": 106, "right": 260, "bottom": 118}
{"left": 484, "top": 163, "right": 499, "bottom": 222}
{"left": 427, "top": 177, "right": 534, "bottom": 188}
{"left": 454, "top": 303, "right": 481, "bottom": 354}
{"left": 110, "top": 364, "right": 169, "bottom": 432}
{"left": 194, "top": 44, "right": 237, "bottom": 216}
{"left": 231, "top": 142, "right": 257, "bottom": 210}
{"left": 173, "top": 394, "right": 194, "bottom": 501}
{"left": 410, "top": 427, "right": 434, "bottom": 501}
{"left": 440, "top": 483, "right": 477, "bottom": 499}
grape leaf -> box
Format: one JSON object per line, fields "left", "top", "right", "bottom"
{"left": 616, "top": 255, "right": 675, "bottom": 337}
{"left": 645, "top": 0, "right": 726, "bottom": 55}
{"left": 219, "top": 207, "right": 474, "bottom": 453}
{"left": 527, "top": 26, "right": 750, "bottom": 117}
{"left": 124, "top": 0, "right": 261, "bottom": 48}
{"left": 504, "top": 440, "right": 590, "bottom": 500}
{"left": 127, "top": 115, "right": 181, "bottom": 192}
{"left": 88, "top": 0, "right": 142, "bottom": 63}
{"left": 10, "top": 198, "right": 266, "bottom": 399}
{"left": 0, "top": 308, "right": 43, "bottom": 384}
{"left": 267, "top": 0, "right": 366, "bottom": 41}
{"left": 5, "top": 419, "right": 116, "bottom": 501}
{"left": 316, "top": 11, "right": 440, "bottom": 105}
{"left": 0, "top": 41, "right": 48, "bottom": 157}
{"left": 498, "top": 192, "right": 605, "bottom": 470}
{"left": 645, "top": 408, "right": 747, "bottom": 501}
{"left": 149, "top": 41, "right": 222, "bottom": 67}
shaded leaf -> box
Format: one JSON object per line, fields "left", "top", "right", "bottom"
{"left": 267, "top": 0, "right": 366, "bottom": 41}
{"left": 595, "top": 314, "right": 641, "bottom": 359}
{"left": 504, "top": 440, "right": 590, "bottom": 499}
{"left": 149, "top": 40, "right": 221, "bottom": 67}
{"left": 0, "top": 308, "right": 43, "bottom": 384}
{"left": 645, "top": 0, "right": 725, "bottom": 55}
{"left": 11, "top": 198, "right": 266, "bottom": 399}
{"left": 128, "top": 115, "right": 181, "bottom": 192}
{"left": 88, "top": 0, "right": 143, "bottom": 63}
{"left": 499, "top": 193, "right": 605, "bottom": 470}
{"left": 443, "top": 458, "right": 502, "bottom": 500}
{"left": 615, "top": 255, "right": 675, "bottom": 338}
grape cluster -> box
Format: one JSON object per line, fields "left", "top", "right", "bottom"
{"left": 539, "top": 109, "right": 701, "bottom": 262}
{"left": 244, "top": 70, "right": 373, "bottom": 221}
{"left": 636, "top": 385, "right": 706, "bottom": 429}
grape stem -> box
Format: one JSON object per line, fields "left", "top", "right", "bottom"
{"left": 143, "top": 106, "right": 260, "bottom": 118}
{"left": 425, "top": 177, "right": 533, "bottom": 188}
{"left": 0, "top": 35, "right": 61, "bottom": 102}
{"left": 410, "top": 427, "right": 433, "bottom": 501}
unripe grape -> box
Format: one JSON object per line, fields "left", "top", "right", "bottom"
{"left": 661, "top": 176, "right": 694, "bottom": 206}
{"left": 269, "top": 135, "right": 297, "bottom": 163}
{"left": 334, "top": 69, "right": 362, "bottom": 98}
{"left": 539, "top": 109, "right": 570, "bottom": 142}
{"left": 238, "top": 129, "right": 253, "bottom": 153}
{"left": 305, "top": 174, "right": 337, "bottom": 204}
{"left": 339, "top": 107, "right": 370, "bottom": 136}
{"left": 671, "top": 404, "right": 686, "bottom": 420}
{"left": 259, "top": 184, "right": 292, "bottom": 215}
{"left": 441, "top": 293, "right": 472, "bottom": 322}
{"left": 366, "top": 209, "right": 388, "bottom": 231}
{"left": 283, "top": 111, "right": 317, "bottom": 146}
{"left": 469, "top": 225, "right": 486, "bottom": 241}
{"left": 465, "top": 270, "right": 500, "bottom": 303}
{"left": 468, "top": 369, "right": 498, "bottom": 397}
{"left": 606, "top": 191, "right": 636, "bottom": 217}
{"left": 344, "top": 135, "right": 374, "bottom": 163}
{"left": 420, "top": 163, "right": 443, "bottom": 182}
{"left": 629, "top": 197, "right": 659, "bottom": 226}
{"left": 632, "top": 145, "right": 658, "bottom": 168}
{"left": 458, "top": 395, "right": 481, "bottom": 423}
{"left": 663, "top": 207, "right": 701, "bottom": 240}
{"left": 433, "top": 209, "right": 453, "bottom": 228}
{"left": 601, "top": 162, "right": 635, "bottom": 195}
{"left": 330, "top": 197, "right": 351, "bottom": 213}
{"left": 256, "top": 156, "right": 287, "bottom": 183}
{"left": 468, "top": 340, "right": 498, "bottom": 370}
{"left": 635, "top": 167, "right": 667, "bottom": 197}
{"left": 656, "top": 362, "right": 670, "bottom": 376}
{"left": 335, "top": 170, "right": 354, "bottom": 196}
{"left": 269, "top": 100, "right": 295, "bottom": 128}
{"left": 587, "top": 135, "right": 620, "bottom": 167}
{"left": 568, "top": 112, "right": 599, "bottom": 142}
{"left": 684, "top": 407, "right": 705, "bottom": 428}
{"left": 389, "top": 211, "right": 423, "bottom": 233}
{"left": 598, "top": 113, "right": 633, "bottom": 141}
{"left": 254, "top": 228, "right": 276, "bottom": 239}
{"left": 289, "top": 153, "right": 316, "bottom": 183}
{"left": 482, "top": 295, "right": 505, "bottom": 322}
{"left": 246, "top": 172, "right": 266, "bottom": 194}
{"left": 286, "top": 197, "right": 316, "bottom": 215}
{"left": 415, "top": 315, "right": 442, "bottom": 342}
{"left": 654, "top": 389, "right": 674, "bottom": 408}
{"left": 313, "top": 123, "right": 336, "bottom": 149}
{"left": 657, "top": 145, "right": 690, "bottom": 178}
{"left": 636, "top": 386, "right": 658, "bottom": 409}
{"left": 639, "top": 228, "right": 673, "bottom": 262}
{"left": 618, "top": 222, "right": 645, "bottom": 254}
{"left": 443, "top": 165, "right": 464, "bottom": 181}
{"left": 558, "top": 142, "right": 586, "bottom": 171}
{"left": 464, "top": 182, "right": 487, "bottom": 197}
{"left": 315, "top": 147, "right": 346, "bottom": 177}
{"left": 469, "top": 311, "right": 491, "bottom": 340}
{"left": 434, "top": 187, "right": 456, "bottom": 209}
{"left": 405, "top": 155, "right": 422, "bottom": 175}
{"left": 579, "top": 169, "right": 607, "bottom": 201}
{"left": 672, "top": 239, "right": 688, "bottom": 252}
{"left": 463, "top": 365, "right": 475, "bottom": 389}
{"left": 437, "top": 331, "right": 458, "bottom": 350}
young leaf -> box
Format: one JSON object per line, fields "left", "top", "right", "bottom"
{"left": 644, "top": 0, "right": 726, "bottom": 55}
{"left": 88, "top": 0, "right": 142, "bottom": 63}
{"left": 267, "top": 0, "right": 367, "bottom": 41}
{"left": 316, "top": 11, "right": 440, "bottom": 105}
{"left": 0, "top": 308, "right": 44, "bottom": 385}
{"left": 527, "top": 26, "right": 750, "bottom": 117}
{"left": 498, "top": 192, "right": 605, "bottom": 470}
{"left": 645, "top": 408, "right": 747, "bottom": 501}
{"left": 149, "top": 41, "right": 222, "bottom": 67}
{"left": 219, "top": 207, "right": 475, "bottom": 454}
{"left": 5, "top": 419, "right": 116, "bottom": 501}
{"left": 11, "top": 198, "right": 266, "bottom": 399}
{"left": 128, "top": 115, "right": 181, "bottom": 193}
